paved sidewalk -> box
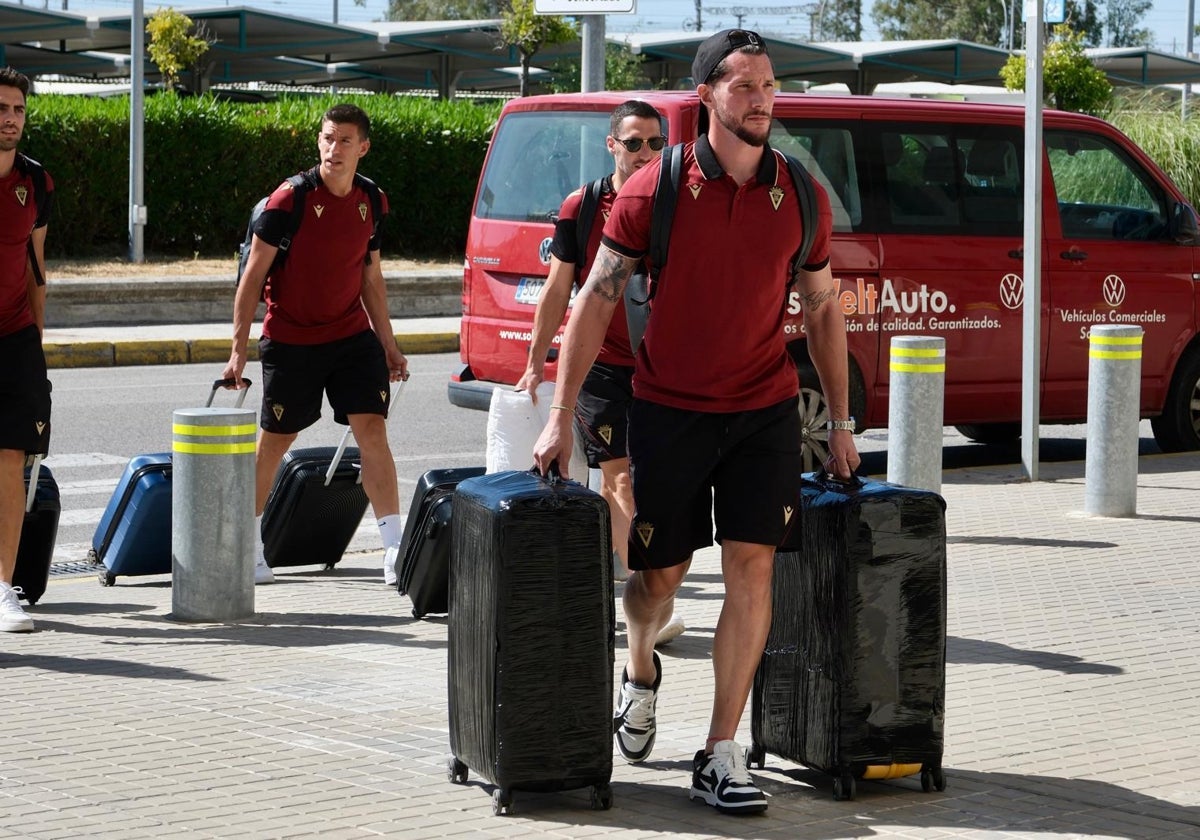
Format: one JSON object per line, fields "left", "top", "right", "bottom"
{"left": 3, "top": 454, "right": 1198, "bottom": 839}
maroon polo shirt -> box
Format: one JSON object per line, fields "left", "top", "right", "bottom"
{"left": 255, "top": 173, "right": 388, "bottom": 345}
{"left": 550, "top": 176, "right": 636, "bottom": 367}
{"left": 601, "top": 136, "right": 833, "bottom": 412}
{"left": 0, "top": 155, "right": 54, "bottom": 337}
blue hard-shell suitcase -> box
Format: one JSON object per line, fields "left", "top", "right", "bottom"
{"left": 90, "top": 453, "right": 173, "bottom": 586}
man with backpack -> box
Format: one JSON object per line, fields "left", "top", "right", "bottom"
{"left": 0, "top": 66, "right": 53, "bottom": 633}
{"left": 516, "top": 99, "right": 684, "bottom": 647}
{"left": 533, "top": 31, "right": 860, "bottom": 814}
{"left": 222, "top": 103, "right": 407, "bottom": 586}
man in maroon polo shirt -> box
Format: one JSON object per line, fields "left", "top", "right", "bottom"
{"left": 534, "top": 31, "right": 860, "bottom": 814}
{"left": 223, "top": 103, "right": 407, "bottom": 586}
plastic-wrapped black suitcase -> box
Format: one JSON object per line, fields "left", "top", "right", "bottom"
{"left": 262, "top": 429, "right": 368, "bottom": 569}
{"left": 14, "top": 457, "right": 59, "bottom": 606}
{"left": 749, "top": 472, "right": 947, "bottom": 801}
{"left": 396, "top": 466, "right": 485, "bottom": 618}
{"left": 446, "top": 468, "right": 615, "bottom": 816}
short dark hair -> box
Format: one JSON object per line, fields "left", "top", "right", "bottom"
{"left": 322, "top": 103, "right": 370, "bottom": 140}
{"left": 610, "top": 100, "right": 663, "bottom": 136}
{"left": 705, "top": 45, "right": 768, "bottom": 86}
{"left": 0, "top": 66, "right": 31, "bottom": 99}
{"left": 692, "top": 29, "right": 770, "bottom": 86}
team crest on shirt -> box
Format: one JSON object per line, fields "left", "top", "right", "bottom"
{"left": 358, "top": 202, "right": 368, "bottom": 221}
{"left": 598, "top": 425, "right": 613, "bottom": 445}
{"left": 313, "top": 205, "right": 325, "bottom": 218}
{"left": 272, "top": 404, "right": 285, "bottom": 421}
{"left": 635, "top": 522, "right": 654, "bottom": 548}
{"left": 14, "top": 185, "right": 29, "bottom": 207}
{"left": 769, "top": 186, "right": 785, "bottom": 211}
{"left": 783, "top": 504, "right": 794, "bottom": 525}
{"left": 688, "top": 184, "right": 702, "bottom": 200}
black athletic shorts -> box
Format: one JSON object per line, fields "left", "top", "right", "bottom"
{"left": 258, "top": 329, "right": 390, "bottom": 434}
{"left": 0, "top": 325, "right": 52, "bottom": 457}
{"left": 626, "top": 396, "right": 803, "bottom": 571}
{"left": 575, "top": 361, "right": 633, "bottom": 467}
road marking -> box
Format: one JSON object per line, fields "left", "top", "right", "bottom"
{"left": 44, "top": 453, "right": 131, "bottom": 468}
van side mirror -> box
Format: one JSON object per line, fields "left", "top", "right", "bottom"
{"left": 1170, "top": 201, "right": 1200, "bottom": 245}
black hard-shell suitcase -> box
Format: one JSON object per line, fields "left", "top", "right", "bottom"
{"left": 262, "top": 432, "right": 368, "bottom": 569}
{"left": 749, "top": 472, "right": 948, "bottom": 801}
{"left": 14, "top": 457, "right": 59, "bottom": 605}
{"left": 446, "top": 469, "right": 615, "bottom": 815}
{"left": 397, "top": 466, "right": 485, "bottom": 617}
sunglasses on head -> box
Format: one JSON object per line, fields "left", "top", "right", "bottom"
{"left": 613, "top": 135, "right": 667, "bottom": 153}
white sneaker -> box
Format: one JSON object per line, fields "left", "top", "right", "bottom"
{"left": 383, "top": 544, "right": 400, "bottom": 587}
{"left": 0, "top": 582, "right": 35, "bottom": 633}
{"left": 689, "top": 740, "right": 768, "bottom": 815}
{"left": 654, "top": 612, "right": 685, "bottom": 647}
{"left": 613, "top": 652, "right": 661, "bottom": 763}
{"left": 254, "top": 539, "right": 274, "bottom": 585}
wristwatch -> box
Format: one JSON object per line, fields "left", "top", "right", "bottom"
{"left": 826, "top": 417, "right": 855, "bottom": 431}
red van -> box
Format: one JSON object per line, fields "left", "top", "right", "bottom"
{"left": 449, "top": 91, "right": 1200, "bottom": 465}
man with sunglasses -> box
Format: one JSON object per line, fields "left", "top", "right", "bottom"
{"left": 534, "top": 31, "right": 860, "bottom": 814}
{"left": 517, "top": 99, "right": 685, "bottom": 647}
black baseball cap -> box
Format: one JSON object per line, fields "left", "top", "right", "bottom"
{"left": 691, "top": 29, "right": 768, "bottom": 86}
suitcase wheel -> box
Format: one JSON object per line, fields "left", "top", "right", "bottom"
{"left": 447, "top": 756, "right": 468, "bottom": 785}
{"left": 324, "top": 562, "right": 335, "bottom": 571}
{"left": 921, "top": 765, "right": 946, "bottom": 793}
{"left": 492, "top": 787, "right": 513, "bottom": 816}
{"left": 746, "top": 743, "right": 766, "bottom": 770}
{"left": 98, "top": 569, "right": 116, "bottom": 587}
{"left": 833, "top": 773, "right": 856, "bottom": 801}
{"left": 590, "top": 783, "right": 613, "bottom": 811}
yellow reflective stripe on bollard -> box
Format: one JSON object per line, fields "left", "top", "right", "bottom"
{"left": 172, "top": 440, "right": 257, "bottom": 455}
{"left": 890, "top": 347, "right": 946, "bottom": 374}
{"left": 1089, "top": 335, "right": 1142, "bottom": 360}
{"left": 172, "top": 423, "right": 257, "bottom": 437}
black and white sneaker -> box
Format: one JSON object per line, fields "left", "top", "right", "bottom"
{"left": 612, "top": 651, "right": 662, "bottom": 763}
{"left": 689, "top": 740, "right": 768, "bottom": 815}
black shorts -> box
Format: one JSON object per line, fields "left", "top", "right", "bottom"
{"left": 626, "top": 396, "right": 802, "bottom": 571}
{"left": 0, "top": 325, "right": 52, "bottom": 458}
{"left": 259, "top": 330, "right": 390, "bottom": 434}
{"left": 575, "top": 362, "right": 633, "bottom": 467}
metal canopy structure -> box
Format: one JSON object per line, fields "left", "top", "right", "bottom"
{"left": 1085, "top": 46, "right": 1200, "bottom": 86}
{"left": 0, "top": 4, "right": 137, "bottom": 77}
{"left": 817, "top": 40, "right": 1013, "bottom": 93}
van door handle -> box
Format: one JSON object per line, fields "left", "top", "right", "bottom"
{"left": 1060, "top": 249, "right": 1088, "bottom": 261}
{"left": 1008, "top": 249, "right": 1023, "bottom": 259}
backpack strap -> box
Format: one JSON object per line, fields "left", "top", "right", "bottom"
{"left": 17, "top": 154, "right": 49, "bottom": 287}
{"left": 352, "top": 172, "right": 386, "bottom": 249}
{"left": 625, "top": 143, "right": 683, "bottom": 352}
{"left": 573, "top": 177, "right": 605, "bottom": 287}
{"left": 277, "top": 168, "right": 317, "bottom": 259}
{"left": 778, "top": 151, "right": 818, "bottom": 286}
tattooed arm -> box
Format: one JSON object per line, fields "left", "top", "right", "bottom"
{"left": 795, "top": 262, "right": 861, "bottom": 477}
{"left": 533, "top": 244, "right": 639, "bottom": 479}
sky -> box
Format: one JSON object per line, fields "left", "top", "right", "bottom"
{"left": 52, "top": 0, "right": 1200, "bottom": 56}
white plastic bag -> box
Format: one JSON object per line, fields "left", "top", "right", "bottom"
{"left": 485, "top": 382, "right": 589, "bottom": 479}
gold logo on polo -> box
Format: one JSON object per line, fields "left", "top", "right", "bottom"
{"left": 358, "top": 202, "right": 368, "bottom": 221}
{"left": 14, "top": 185, "right": 29, "bottom": 207}
{"left": 598, "top": 425, "right": 612, "bottom": 445}
{"left": 783, "top": 505, "right": 794, "bottom": 525}
{"left": 635, "top": 522, "right": 654, "bottom": 548}
{"left": 272, "top": 404, "right": 285, "bottom": 421}
{"left": 35, "top": 421, "right": 46, "bottom": 435}
{"left": 379, "top": 390, "right": 387, "bottom": 402}
{"left": 314, "top": 205, "right": 325, "bottom": 218}
{"left": 769, "top": 186, "right": 785, "bottom": 211}
{"left": 688, "top": 184, "right": 702, "bottom": 200}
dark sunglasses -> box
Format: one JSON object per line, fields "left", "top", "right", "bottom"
{"left": 613, "top": 135, "right": 667, "bottom": 153}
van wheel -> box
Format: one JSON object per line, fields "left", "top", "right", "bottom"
{"left": 796, "top": 363, "right": 859, "bottom": 472}
{"left": 954, "top": 423, "right": 1021, "bottom": 444}
{"left": 1151, "top": 349, "right": 1200, "bottom": 452}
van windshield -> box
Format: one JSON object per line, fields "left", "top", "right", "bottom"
{"left": 475, "top": 111, "right": 618, "bottom": 223}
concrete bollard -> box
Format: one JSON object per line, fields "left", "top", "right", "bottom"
{"left": 887, "top": 336, "right": 946, "bottom": 493}
{"left": 1084, "top": 325, "right": 1143, "bottom": 517}
{"left": 171, "top": 403, "right": 257, "bottom": 621}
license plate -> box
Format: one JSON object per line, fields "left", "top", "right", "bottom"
{"left": 514, "top": 277, "right": 544, "bottom": 305}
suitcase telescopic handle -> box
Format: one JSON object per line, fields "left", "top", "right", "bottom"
{"left": 209, "top": 378, "right": 253, "bottom": 408}
{"left": 25, "top": 454, "right": 42, "bottom": 514}
{"left": 811, "top": 466, "right": 865, "bottom": 492}
{"left": 322, "top": 380, "right": 405, "bottom": 486}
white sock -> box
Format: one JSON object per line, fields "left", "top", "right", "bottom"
{"left": 377, "top": 515, "right": 401, "bottom": 549}
{"left": 254, "top": 514, "right": 265, "bottom": 562}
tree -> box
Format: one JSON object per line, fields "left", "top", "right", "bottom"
{"left": 498, "top": 0, "right": 577, "bottom": 97}
{"left": 871, "top": 0, "right": 1005, "bottom": 47}
{"left": 1105, "top": 0, "right": 1152, "bottom": 47}
{"left": 811, "top": 0, "right": 862, "bottom": 43}
{"left": 1000, "top": 24, "right": 1112, "bottom": 114}
{"left": 386, "top": 0, "right": 492, "bottom": 21}
{"left": 1062, "top": 1, "right": 1104, "bottom": 47}
{"left": 145, "top": 8, "right": 211, "bottom": 91}
{"left": 548, "top": 42, "right": 654, "bottom": 93}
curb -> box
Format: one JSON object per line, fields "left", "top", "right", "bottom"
{"left": 44, "top": 333, "right": 459, "bottom": 369}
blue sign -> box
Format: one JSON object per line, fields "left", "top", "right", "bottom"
{"left": 1046, "top": 0, "right": 1066, "bottom": 24}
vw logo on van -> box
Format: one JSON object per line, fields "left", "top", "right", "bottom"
{"left": 1103, "top": 275, "right": 1126, "bottom": 307}
{"left": 999, "top": 274, "right": 1024, "bottom": 310}
{"left": 538, "top": 237, "right": 554, "bottom": 266}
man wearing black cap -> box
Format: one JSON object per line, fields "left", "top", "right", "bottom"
{"left": 534, "top": 29, "right": 859, "bottom": 814}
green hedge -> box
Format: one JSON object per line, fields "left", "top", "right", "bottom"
{"left": 22, "top": 92, "right": 501, "bottom": 259}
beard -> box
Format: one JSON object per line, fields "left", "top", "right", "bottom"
{"left": 713, "top": 104, "right": 770, "bottom": 148}
{"left": 0, "top": 134, "right": 20, "bottom": 153}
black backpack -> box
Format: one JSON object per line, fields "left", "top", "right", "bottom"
{"left": 573, "top": 176, "right": 606, "bottom": 288}
{"left": 16, "top": 153, "right": 50, "bottom": 288}
{"left": 235, "top": 167, "right": 384, "bottom": 296}
{"left": 624, "top": 143, "right": 818, "bottom": 352}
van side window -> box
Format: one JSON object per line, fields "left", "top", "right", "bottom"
{"left": 474, "top": 112, "right": 614, "bottom": 223}
{"left": 881, "top": 130, "right": 1023, "bottom": 235}
{"left": 770, "top": 121, "right": 861, "bottom": 232}
{"left": 1048, "top": 130, "right": 1169, "bottom": 241}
